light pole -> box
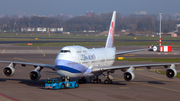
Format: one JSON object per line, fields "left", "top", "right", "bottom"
{"left": 159, "top": 12, "right": 162, "bottom": 46}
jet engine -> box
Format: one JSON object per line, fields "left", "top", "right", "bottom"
{"left": 3, "top": 66, "right": 15, "bottom": 77}
{"left": 123, "top": 71, "right": 135, "bottom": 81}
{"left": 166, "top": 68, "right": 177, "bottom": 78}
{"left": 29, "top": 70, "right": 41, "bottom": 81}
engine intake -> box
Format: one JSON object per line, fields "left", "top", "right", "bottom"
{"left": 3, "top": 66, "right": 15, "bottom": 77}
{"left": 29, "top": 70, "right": 41, "bottom": 81}
{"left": 166, "top": 68, "right": 177, "bottom": 78}
{"left": 123, "top": 71, "right": 135, "bottom": 81}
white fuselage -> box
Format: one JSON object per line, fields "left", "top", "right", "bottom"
{"left": 55, "top": 46, "right": 116, "bottom": 78}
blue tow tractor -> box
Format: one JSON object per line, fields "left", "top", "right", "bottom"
{"left": 45, "top": 79, "right": 79, "bottom": 89}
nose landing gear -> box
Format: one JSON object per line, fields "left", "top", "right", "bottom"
{"left": 61, "top": 76, "right": 70, "bottom": 82}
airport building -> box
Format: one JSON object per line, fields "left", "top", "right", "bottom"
{"left": 21, "top": 27, "right": 63, "bottom": 33}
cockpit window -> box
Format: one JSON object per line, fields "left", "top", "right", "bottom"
{"left": 60, "top": 50, "right": 71, "bottom": 53}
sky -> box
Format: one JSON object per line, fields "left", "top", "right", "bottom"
{"left": 0, "top": 0, "right": 180, "bottom": 16}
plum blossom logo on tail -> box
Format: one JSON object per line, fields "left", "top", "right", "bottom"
{"left": 110, "top": 22, "right": 114, "bottom": 46}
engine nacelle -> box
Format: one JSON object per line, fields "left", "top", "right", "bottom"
{"left": 123, "top": 71, "right": 135, "bottom": 81}
{"left": 29, "top": 70, "right": 41, "bottom": 81}
{"left": 166, "top": 68, "right": 177, "bottom": 78}
{"left": 3, "top": 66, "right": 15, "bottom": 77}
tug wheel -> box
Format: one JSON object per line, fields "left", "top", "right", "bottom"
{"left": 75, "top": 83, "right": 79, "bottom": 88}
{"left": 61, "top": 83, "right": 65, "bottom": 89}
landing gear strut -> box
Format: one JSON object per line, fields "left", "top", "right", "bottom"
{"left": 61, "top": 76, "right": 70, "bottom": 82}
{"left": 93, "top": 76, "right": 101, "bottom": 83}
{"left": 103, "top": 71, "right": 113, "bottom": 84}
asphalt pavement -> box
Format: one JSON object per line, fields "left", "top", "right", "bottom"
{"left": 0, "top": 45, "right": 180, "bottom": 101}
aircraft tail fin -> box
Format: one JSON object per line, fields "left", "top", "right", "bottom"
{"left": 105, "top": 11, "right": 116, "bottom": 48}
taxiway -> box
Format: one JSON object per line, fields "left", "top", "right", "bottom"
{"left": 0, "top": 45, "right": 180, "bottom": 101}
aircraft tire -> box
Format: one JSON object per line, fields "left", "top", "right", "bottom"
{"left": 104, "top": 79, "right": 109, "bottom": 84}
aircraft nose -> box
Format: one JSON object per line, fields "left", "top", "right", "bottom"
{"left": 55, "top": 59, "right": 68, "bottom": 70}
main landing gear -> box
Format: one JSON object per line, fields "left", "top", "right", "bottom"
{"left": 93, "top": 76, "right": 101, "bottom": 83}
{"left": 77, "top": 71, "right": 114, "bottom": 84}
{"left": 103, "top": 71, "right": 113, "bottom": 84}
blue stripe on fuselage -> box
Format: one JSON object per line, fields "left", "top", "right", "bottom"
{"left": 56, "top": 65, "right": 82, "bottom": 73}
{"left": 55, "top": 59, "right": 88, "bottom": 73}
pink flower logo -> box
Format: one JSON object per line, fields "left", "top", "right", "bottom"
{"left": 110, "top": 22, "right": 114, "bottom": 45}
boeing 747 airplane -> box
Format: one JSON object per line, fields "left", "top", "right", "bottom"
{"left": 0, "top": 11, "right": 180, "bottom": 84}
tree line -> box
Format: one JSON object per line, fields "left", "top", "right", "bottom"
{"left": 0, "top": 12, "right": 179, "bottom": 33}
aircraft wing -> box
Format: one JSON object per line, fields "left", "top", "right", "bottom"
{"left": 91, "top": 63, "right": 180, "bottom": 73}
{"left": 0, "top": 61, "right": 55, "bottom": 70}
{"left": 115, "top": 48, "right": 149, "bottom": 55}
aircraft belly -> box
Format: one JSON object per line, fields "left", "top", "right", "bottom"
{"left": 82, "top": 73, "right": 95, "bottom": 77}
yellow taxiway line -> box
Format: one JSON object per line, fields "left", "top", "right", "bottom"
{"left": 37, "top": 47, "right": 45, "bottom": 56}
{"left": 2, "top": 49, "right": 5, "bottom": 54}
{"left": 14, "top": 57, "right": 42, "bottom": 64}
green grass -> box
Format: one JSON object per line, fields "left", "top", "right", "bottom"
{"left": 154, "top": 69, "right": 165, "bottom": 75}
